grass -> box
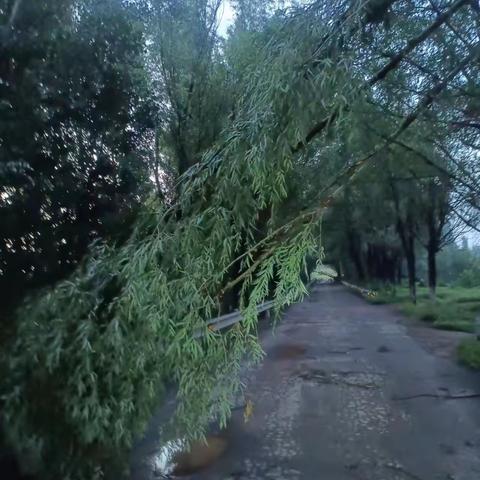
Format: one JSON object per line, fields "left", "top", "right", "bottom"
{"left": 364, "top": 284, "right": 480, "bottom": 369}
{"left": 366, "top": 285, "right": 480, "bottom": 334}
{"left": 458, "top": 339, "right": 480, "bottom": 369}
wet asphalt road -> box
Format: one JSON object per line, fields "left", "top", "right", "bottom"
{"left": 131, "top": 284, "right": 480, "bottom": 480}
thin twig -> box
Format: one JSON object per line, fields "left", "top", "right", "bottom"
{"left": 393, "top": 392, "right": 480, "bottom": 400}
{"left": 220, "top": 246, "right": 276, "bottom": 295}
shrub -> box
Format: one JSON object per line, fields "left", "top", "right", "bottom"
{"left": 419, "top": 309, "right": 438, "bottom": 322}
{"left": 457, "top": 264, "right": 480, "bottom": 288}
{"left": 458, "top": 339, "right": 480, "bottom": 369}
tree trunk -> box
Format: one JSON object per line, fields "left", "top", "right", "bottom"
{"left": 152, "top": 129, "right": 164, "bottom": 200}
{"left": 396, "top": 257, "right": 403, "bottom": 284}
{"left": 396, "top": 218, "right": 416, "bottom": 304}
{"left": 405, "top": 244, "right": 416, "bottom": 304}
{"left": 347, "top": 231, "right": 365, "bottom": 281}
{"left": 427, "top": 243, "right": 437, "bottom": 301}
{"left": 336, "top": 261, "right": 343, "bottom": 281}
{"left": 389, "top": 177, "right": 417, "bottom": 302}
{"left": 425, "top": 192, "right": 440, "bottom": 302}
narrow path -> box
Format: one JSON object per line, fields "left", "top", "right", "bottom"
{"left": 132, "top": 284, "right": 480, "bottom": 480}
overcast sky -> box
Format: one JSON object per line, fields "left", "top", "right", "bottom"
{"left": 217, "top": 0, "right": 235, "bottom": 37}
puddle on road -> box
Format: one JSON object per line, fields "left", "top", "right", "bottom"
{"left": 152, "top": 435, "right": 227, "bottom": 477}
{"left": 271, "top": 343, "right": 308, "bottom": 360}
{"left": 377, "top": 345, "right": 391, "bottom": 353}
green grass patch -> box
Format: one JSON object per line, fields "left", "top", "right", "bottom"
{"left": 433, "top": 320, "right": 474, "bottom": 333}
{"left": 365, "top": 285, "right": 480, "bottom": 334}
{"left": 458, "top": 339, "right": 480, "bottom": 369}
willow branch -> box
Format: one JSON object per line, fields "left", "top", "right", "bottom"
{"left": 0, "top": 0, "right": 22, "bottom": 45}
{"left": 451, "top": 204, "right": 480, "bottom": 233}
{"left": 221, "top": 44, "right": 480, "bottom": 295}
{"left": 388, "top": 137, "right": 480, "bottom": 196}
{"left": 371, "top": 0, "right": 469, "bottom": 83}
{"left": 220, "top": 246, "right": 276, "bottom": 296}
{"left": 293, "top": 0, "right": 471, "bottom": 153}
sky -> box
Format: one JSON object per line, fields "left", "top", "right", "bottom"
{"left": 217, "top": 0, "right": 235, "bottom": 37}
{"left": 466, "top": 230, "right": 480, "bottom": 248}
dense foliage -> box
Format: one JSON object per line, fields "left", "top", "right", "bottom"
{"left": 323, "top": 9, "right": 480, "bottom": 300}
{"left": 0, "top": 0, "right": 153, "bottom": 317}
{"left": 1, "top": 0, "right": 479, "bottom": 478}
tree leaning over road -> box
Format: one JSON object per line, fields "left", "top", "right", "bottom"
{"left": 2, "top": 1, "right": 480, "bottom": 478}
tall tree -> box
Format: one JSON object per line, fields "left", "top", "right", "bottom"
{"left": 147, "top": 0, "right": 231, "bottom": 182}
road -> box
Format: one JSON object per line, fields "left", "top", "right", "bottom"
{"left": 131, "top": 284, "right": 480, "bottom": 480}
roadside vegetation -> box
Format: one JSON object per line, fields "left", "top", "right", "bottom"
{"left": 457, "top": 339, "right": 480, "bottom": 370}
{"left": 364, "top": 280, "right": 480, "bottom": 369}
{"left": 354, "top": 239, "right": 480, "bottom": 369}
{"left": 368, "top": 285, "right": 480, "bottom": 334}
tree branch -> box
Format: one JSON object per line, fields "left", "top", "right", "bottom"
{"left": 393, "top": 392, "right": 480, "bottom": 400}
{"left": 293, "top": 0, "right": 471, "bottom": 152}
{"left": 382, "top": 136, "right": 480, "bottom": 197}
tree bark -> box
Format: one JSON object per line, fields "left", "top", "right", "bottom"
{"left": 152, "top": 129, "right": 164, "bottom": 200}
{"left": 396, "top": 217, "right": 417, "bottom": 304}
{"left": 423, "top": 177, "right": 449, "bottom": 302}
{"left": 390, "top": 175, "right": 417, "bottom": 303}
{"left": 405, "top": 239, "right": 417, "bottom": 304}
{"left": 396, "top": 257, "right": 403, "bottom": 284}
{"left": 427, "top": 243, "right": 437, "bottom": 301}
{"left": 347, "top": 230, "right": 365, "bottom": 281}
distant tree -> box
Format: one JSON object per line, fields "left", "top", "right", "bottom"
{"left": 457, "top": 262, "right": 480, "bottom": 287}
{"left": 417, "top": 169, "right": 463, "bottom": 299}
{"left": 145, "top": 0, "right": 232, "bottom": 184}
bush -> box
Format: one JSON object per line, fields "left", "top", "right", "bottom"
{"left": 419, "top": 309, "right": 438, "bottom": 323}
{"left": 458, "top": 339, "right": 480, "bottom": 369}
{"left": 404, "top": 303, "right": 438, "bottom": 323}
{"left": 457, "top": 264, "right": 480, "bottom": 288}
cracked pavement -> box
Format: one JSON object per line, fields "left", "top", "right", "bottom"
{"left": 131, "top": 284, "right": 480, "bottom": 480}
